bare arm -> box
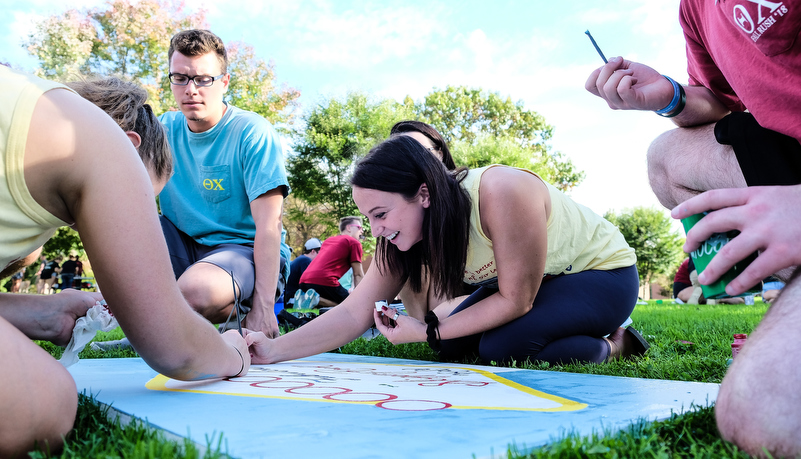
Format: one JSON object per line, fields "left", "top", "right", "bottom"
{"left": 25, "top": 89, "right": 248, "bottom": 380}
{"left": 247, "top": 257, "right": 404, "bottom": 363}
{"left": 243, "top": 190, "right": 285, "bottom": 338}
{"left": 585, "top": 56, "right": 730, "bottom": 127}
{"left": 376, "top": 167, "right": 550, "bottom": 344}
{"left": 350, "top": 261, "right": 364, "bottom": 288}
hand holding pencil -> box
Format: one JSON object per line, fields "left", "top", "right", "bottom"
{"left": 583, "top": 31, "right": 676, "bottom": 112}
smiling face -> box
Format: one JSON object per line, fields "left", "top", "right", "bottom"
{"left": 169, "top": 51, "right": 230, "bottom": 133}
{"left": 352, "top": 185, "right": 430, "bottom": 252}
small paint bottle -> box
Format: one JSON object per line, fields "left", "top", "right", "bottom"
{"left": 731, "top": 333, "right": 748, "bottom": 359}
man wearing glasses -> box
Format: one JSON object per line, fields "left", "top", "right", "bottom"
{"left": 299, "top": 217, "right": 365, "bottom": 308}
{"left": 159, "top": 29, "right": 289, "bottom": 338}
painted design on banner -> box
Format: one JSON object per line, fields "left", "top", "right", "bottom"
{"left": 146, "top": 360, "right": 587, "bottom": 412}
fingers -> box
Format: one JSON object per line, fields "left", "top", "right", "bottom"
{"left": 244, "top": 330, "right": 266, "bottom": 346}
{"left": 584, "top": 67, "right": 603, "bottom": 96}
{"left": 671, "top": 188, "right": 750, "bottom": 221}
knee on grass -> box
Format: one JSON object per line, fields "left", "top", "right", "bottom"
{"left": 0, "top": 367, "right": 77, "bottom": 457}
{"left": 716, "top": 368, "right": 801, "bottom": 457}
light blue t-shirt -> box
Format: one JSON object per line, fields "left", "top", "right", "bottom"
{"left": 159, "top": 104, "right": 290, "bottom": 247}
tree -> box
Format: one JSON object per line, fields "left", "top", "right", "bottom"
{"left": 450, "top": 135, "right": 580, "bottom": 188}
{"left": 418, "top": 85, "right": 584, "bottom": 191}
{"left": 226, "top": 42, "right": 301, "bottom": 127}
{"left": 604, "top": 207, "right": 685, "bottom": 300}
{"left": 287, "top": 91, "right": 416, "bottom": 224}
{"left": 24, "top": 0, "right": 300, "bottom": 123}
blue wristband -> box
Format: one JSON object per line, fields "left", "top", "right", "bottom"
{"left": 655, "top": 75, "right": 680, "bottom": 115}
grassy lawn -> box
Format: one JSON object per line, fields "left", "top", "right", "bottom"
{"left": 38, "top": 299, "right": 768, "bottom": 458}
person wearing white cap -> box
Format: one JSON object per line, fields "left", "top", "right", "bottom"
{"left": 284, "top": 238, "right": 321, "bottom": 307}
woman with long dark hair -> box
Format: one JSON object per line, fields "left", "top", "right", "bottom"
{"left": 248, "top": 131, "right": 647, "bottom": 365}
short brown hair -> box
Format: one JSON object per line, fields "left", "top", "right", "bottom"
{"left": 66, "top": 76, "right": 173, "bottom": 182}
{"left": 168, "top": 29, "right": 227, "bottom": 74}
{"left": 339, "top": 216, "right": 363, "bottom": 233}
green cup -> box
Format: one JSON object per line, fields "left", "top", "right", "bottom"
{"left": 681, "top": 212, "right": 761, "bottom": 299}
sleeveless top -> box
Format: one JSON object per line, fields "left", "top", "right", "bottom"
{"left": 462, "top": 165, "right": 636, "bottom": 287}
{"left": 0, "top": 66, "right": 71, "bottom": 272}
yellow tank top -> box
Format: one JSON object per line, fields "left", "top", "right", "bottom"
{"left": 462, "top": 165, "right": 636, "bottom": 286}
{"left": 0, "top": 66, "right": 71, "bottom": 272}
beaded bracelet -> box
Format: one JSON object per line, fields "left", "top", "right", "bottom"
{"left": 655, "top": 75, "right": 686, "bottom": 118}
{"left": 424, "top": 311, "right": 441, "bottom": 352}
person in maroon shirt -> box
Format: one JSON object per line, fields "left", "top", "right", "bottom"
{"left": 299, "top": 217, "right": 364, "bottom": 307}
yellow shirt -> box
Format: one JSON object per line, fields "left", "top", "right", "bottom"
{"left": 0, "top": 66, "right": 70, "bottom": 272}
{"left": 462, "top": 165, "right": 636, "bottom": 286}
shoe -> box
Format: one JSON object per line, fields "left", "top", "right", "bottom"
{"left": 293, "top": 289, "right": 304, "bottom": 309}
{"left": 605, "top": 326, "right": 650, "bottom": 361}
{"left": 302, "top": 289, "right": 319, "bottom": 309}
{"left": 90, "top": 337, "right": 133, "bottom": 352}
{"left": 623, "top": 326, "right": 650, "bottom": 357}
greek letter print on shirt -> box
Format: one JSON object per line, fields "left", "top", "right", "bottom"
{"left": 200, "top": 164, "right": 232, "bottom": 203}
{"left": 720, "top": 0, "right": 799, "bottom": 56}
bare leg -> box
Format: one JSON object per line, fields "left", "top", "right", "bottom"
{"left": 676, "top": 286, "right": 693, "bottom": 303}
{"left": 0, "top": 317, "right": 77, "bottom": 457}
{"left": 716, "top": 274, "right": 801, "bottom": 457}
{"left": 177, "top": 262, "right": 237, "bottom": 324}
{"left": 647, "top": 124, "right": 746, "bottom": 209}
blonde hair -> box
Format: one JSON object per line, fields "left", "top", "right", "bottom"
{"left": 66, "top": 76, "right": 173, "bottom": 182}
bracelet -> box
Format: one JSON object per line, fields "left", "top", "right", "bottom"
{"left": 654, "top": 76, "right": 686, "bottom": 118}
{"left": 231, "top": 345, "right": 245, "bottom": 377}
{"left": 424, "top": 311, "right": 441, "bottom": 352}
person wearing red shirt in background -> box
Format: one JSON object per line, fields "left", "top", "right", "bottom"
{"left": 299, "top": 217, "right": 364, "bottom": 307}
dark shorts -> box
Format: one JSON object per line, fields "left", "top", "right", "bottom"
{"left": 715, "top": 112, "right": 801, "bottom": 186}
{"left": 299, "top": 282, "right": 350, "bottom": 304}
{"left": 673, "top": 282, "right": 692, "bottom": 298}
{"left": 160, "top": 216, "right": 286, "bottom": 313}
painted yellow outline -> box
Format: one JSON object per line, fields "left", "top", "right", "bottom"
{"left": 146, "top": 360, "right": 588, "bottom": 412}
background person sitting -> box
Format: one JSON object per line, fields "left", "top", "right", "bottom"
{"left": 299, "top": 217, "right": 364, "bottom": 308}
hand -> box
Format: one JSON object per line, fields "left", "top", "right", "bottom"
{"left": 672, "top": 185, "right": 801, "bottom": 296}
{"left": 242, "top": 302, "right": 279, "bottom": 339}
{"left": 585, "top": 56, "right": 674, "bottom": 111}
{"left": 220, "top": 329, "right": 250, "bottom": 377}
{"left": 44, "top": 289, "right": 104, "bottom": 346}
{"left": 244, "top": 328, "right": 275, "bottom": 364}
{"left": 373, "top": 306, "right": 426, "bottom": 345}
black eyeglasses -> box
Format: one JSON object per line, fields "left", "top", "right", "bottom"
{"left": 168, "top": 72, "right": 225, "bottom": 87}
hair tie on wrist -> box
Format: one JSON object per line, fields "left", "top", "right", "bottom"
{"left": 231, "top": 345, "right": 245, "bottom": 377}
{"left": 424, "top": 311, "right": 441, "bottom": 352}
{"left": 655, "top": 75, "right": 686, "bottom": 118}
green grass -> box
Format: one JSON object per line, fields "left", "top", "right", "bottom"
{"left": 39, "top": 299, "right": 768, "bottom": 458}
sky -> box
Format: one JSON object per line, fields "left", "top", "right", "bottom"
{"left": 0, "top": 0, "right": 689, "bottom": 221}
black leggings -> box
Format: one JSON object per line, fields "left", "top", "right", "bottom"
{"left": 438, "top": 265, "right": 639, "bottom": 365}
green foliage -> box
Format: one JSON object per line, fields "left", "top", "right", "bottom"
{"left": 419, "top": 85, "right": 584, "bottom": 192}
{"left": 604, "top": 207, "right": 685, "bottom": 291}
{"left": 514, "top": 405, "right": 748, "bottom": 459}
{"left": 28, "top": 393, "right": 228, "bottom": 459}
{"left": 287, "top": 91, "right": 416, "bottom": 224}
{"left": 42, "top": 227, "right": 84, "bottom": 260}
{"left": 25, "top": 0, "right": 205, "bottom": 114}
{"left": 24, "top": 0, "right": 299, "bottom": 122}
{"left": 420, "top": 85, "right": 551, "bottom": 148}
{"left": 225, "top": 42, "right": 301, "bottom": 127}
